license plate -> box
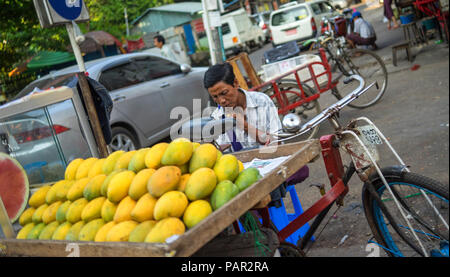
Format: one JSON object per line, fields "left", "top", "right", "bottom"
{"left": 341, "top": 125, "right": 382, "bottom": 170}
{"left": 285, "top": 28, "right": 297, "bottom": 35}
{"left": 357, "top": 125, "right": 383, "bottom": 145}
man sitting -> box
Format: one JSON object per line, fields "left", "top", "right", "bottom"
{"left": 346, "top": 11, "right": 378, "bottom": 50}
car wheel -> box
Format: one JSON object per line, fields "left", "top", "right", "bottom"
{"left": 110, "top": 126, "right": 139, "bottom": 152}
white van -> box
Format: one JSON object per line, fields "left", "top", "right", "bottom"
{"left": 220, "top": 8, "right": 265, "bottom": 55}
{"left": 270, "top": 0, "right": 339, "bottom": 46}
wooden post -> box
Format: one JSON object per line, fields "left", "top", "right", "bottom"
{"left": 226, "top": 52, "right": 262, "bottom": 90}
{"left": 77, "top": 73, "right": 109, "bottom": 158}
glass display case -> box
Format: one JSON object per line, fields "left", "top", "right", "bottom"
{"left": 0, "top": 86, "right": 99, "bottom": 187}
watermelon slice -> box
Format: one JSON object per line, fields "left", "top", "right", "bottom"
{"left": 0, "top": 153, "right": 30, "bottom": 223}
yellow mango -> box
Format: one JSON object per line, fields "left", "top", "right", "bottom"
{"left": 144, "top": 143, "right": 169, "bottom": 169}
{"left": 130, "top": 193, "right": 157, "bottom": 222}
{"left": 100, "top": 170, "right": 124, "bottom": 196}
{"left": 129, "top": 220, "right": 157, "bottom": 242}
{"left": 19, "top": 207, "right": 36, "bottom": 226}
{"left": 184, "top": 167, "right": 217, "bottom": 201}
{"left": 101, "top": 199, "right": 118, "bottom": 222}
{"left": 38, "top": 221, "right": 60, "bottom": 240}
{"left": 67, "top": 177, "right": 90, "bottom": 201}
{"left": 106, "top": 220, "right": 139, "bottom": 242}
{"left": 107, "top": 170, "right": 136, "bottom": 203}
{"left": 28, "top": 185, "right": 51, "bottom": 208}
{"left": 16, "top": 222, "right": 35, "bottom": 239}
{"left": 56, "top": 200, "right": 72, "bottom": 223}
{"left": 75, "top": 157, "right": 98, "bottom": 180}
{"left": 26, "top": 222, "right": 46, "bottom": 239}
{"left": 94, "top": 221, "right": 116, "bottom": 242}
{"left": 161, "top": 138, "right": 193, "bottom": 166}
{"left": 65, "top": 221, "right": 85, "bottom": 241}
{"left": 42, "top": 200, "right": 62, "bottom": 224}
{"left": 78, "top": 218, "right": 105, "bottom": 241}
{"left": 153, "top": 191, "right": 188, "bottom": 221}
{"left": 238, "top": 160, "right": 244, "bottom": 172}
{"left": 88, "top": 158, "right": 106, "bottom": 178}
{"left": 55, "top": 180, "right": 75, "bottom": 201}
{"left": 183, "top": 200, "right": 213, "bottom": 229}
{"left": 192, "top": 142, "right": 201, "bottom": 151}
{"left": 66, "top": 198, "right": 89, "bottom": 223}
{"left": 147, "top": 166, "right": 181, "bottom": 198}
{"left": 52, "top": 222, "right": 72, "bottom": 240}
{"left": 189, "top": 143, "right": 217, "bottom": 173}
{"left": 213, "top": 154, "right": 239, "bottom": 182}
{"left": 64, "top": 158, "right": 84, "bottom": 180}
{"left": 216, "top": 150, "right": 223, "bottom": 163}
{"left": 46, "top": 180, "right": 68, "bottom": 204}
{"left": 83, "top": 174, "right": 107, "bottom": 201}
{"left": 102, "top": 150, "right": 125, "bottom": 175}
{"left": 32, "top": 203, "right": 48, "bottom": 223}
{"left": 128, "top": 168, "right": 156, "bottom": 200}
{"left": 128, "top": 148, "right": 151, "bottom": 173}
{"left": 81, "top": 196, "right": 106, "bottom": 222}
{"left": 114, "top": 150, "right": 137, "bottom": 171}
{"left": 177, "top": 174, "right": 190, "bottom": 192}
{"left": 114, "top": 196, "right": 136, "bottom": 223}
{"left": 145, "top": 217, "right": 185, "bottom": 243}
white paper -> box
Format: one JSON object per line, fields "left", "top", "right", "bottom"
{"left": 243, "top": 155, "right": 291, "bottom": 177}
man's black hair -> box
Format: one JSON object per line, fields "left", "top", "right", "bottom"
{"left": 203, "top": 63, "right": 235, "bottom": 89}
{"left": 154, "top": 35, "right": 165, "bottom": 45}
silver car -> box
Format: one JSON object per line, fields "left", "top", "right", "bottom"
{"left": 5, "top": 53, "right": 211, "bottom": 184}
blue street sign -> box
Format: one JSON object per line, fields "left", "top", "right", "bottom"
{"left": 48, "top": 0, "right": 83, "bottom": 20}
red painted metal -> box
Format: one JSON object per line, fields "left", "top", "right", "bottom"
{"left": 250, "top": 48, "right": 338, "bottom": 116}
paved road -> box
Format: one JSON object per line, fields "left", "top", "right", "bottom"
{"left": 246, "top": 2, "right": 449, "bottom": 257}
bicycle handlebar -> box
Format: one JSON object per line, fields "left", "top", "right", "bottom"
{"left": 271, "top": 75, "right": 376, "bottom": 142}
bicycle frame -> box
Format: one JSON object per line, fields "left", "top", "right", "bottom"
{"left": 256, "top": 76, "right": 448, "bottom": 256}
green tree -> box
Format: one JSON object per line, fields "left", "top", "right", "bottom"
{"left": 0, "top": 0, "right": 174, "bottom": 72}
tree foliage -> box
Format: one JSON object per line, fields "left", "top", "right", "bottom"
{"left": 0, "top": 0, "right": 174, "bottom": 72}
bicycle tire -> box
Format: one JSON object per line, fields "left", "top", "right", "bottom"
{"left": 362, "top": 170, "right": 449, "bottom": 257}
{"left": 263, "top": 81, "right": 321, "bottom": 141}
{"left": 334, "top": 48, "right": 388, "bottom": 109}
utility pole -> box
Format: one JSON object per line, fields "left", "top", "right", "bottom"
{"left": 202, "top": 0, "right": 225, "bottom": 65}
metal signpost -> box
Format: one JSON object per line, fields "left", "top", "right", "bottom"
{"left": 33, "top": 0, "right": 109, "bottom": 158}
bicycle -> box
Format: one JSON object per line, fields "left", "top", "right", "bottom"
{"left": 181, "top": 74, "right": 448, "bottom": 257}
{"left": 304, "top": 16, "right": 388, "bottom": 109}
{"left": 257, "top": 75, "right": 448, "bottom": 257}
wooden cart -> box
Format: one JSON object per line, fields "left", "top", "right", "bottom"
{"left": 0, "top": 140, "right": 320, "bottom": 257}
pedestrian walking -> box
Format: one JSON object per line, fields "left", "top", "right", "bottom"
{"left": 384, "top": 0, "right": 399, "bottom": 30}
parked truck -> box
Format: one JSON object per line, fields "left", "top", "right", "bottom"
{"left": 220, "top": 8, "right": 265, "bottom": 56}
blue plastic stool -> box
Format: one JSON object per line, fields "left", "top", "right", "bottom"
{"left": 268, "top": 185, "right": 314, "bottom": 245}
{"left": 238, "top": 185, "right": 314, "bottom": 246}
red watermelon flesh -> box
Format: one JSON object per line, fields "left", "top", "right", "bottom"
{"left": 0, "top": 153, "right": 30, "bottom": 223}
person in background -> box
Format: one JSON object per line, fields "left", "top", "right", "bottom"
{"left": 153, "top": 35, "right": 178, "bottom": 62}
{"left": 384, "top": 0, "right": 399, "bottom": 30}
{"left": 345, "top": 11, "right": 378, "bottom": 50}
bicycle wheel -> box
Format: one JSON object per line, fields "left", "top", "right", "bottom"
{"left": 263, "top": 81, "right": 321, "bottom": 140}
{"left": 362, "top": 170, "right": 449, "bottom": 257}
{"left": 334, "top": 48, "right": 388, "bottom": 109}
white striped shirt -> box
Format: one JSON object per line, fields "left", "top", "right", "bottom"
{"left": 211, "top": 89, "right": 282, "bottom": 150}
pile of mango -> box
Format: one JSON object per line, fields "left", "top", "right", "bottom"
{"left": 15, "top": 138, "right": 261, "bottom": 244}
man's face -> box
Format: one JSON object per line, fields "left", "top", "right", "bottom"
{"left": 154, "top": 39, "right": 163, "bottom": 49}
{"left": 207, "top": 80, "right": 240, "bottom": 108}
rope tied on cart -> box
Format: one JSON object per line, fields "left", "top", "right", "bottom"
{"left": 240, "top": 212, "right": 271, "bottom": 256}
